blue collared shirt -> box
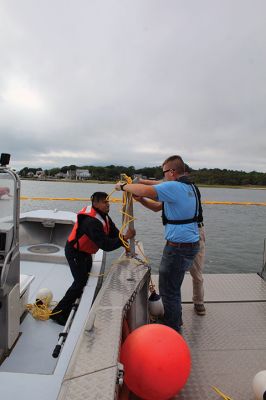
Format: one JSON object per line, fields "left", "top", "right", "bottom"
{"left": 154, "top": 181, "right": 199, "bottom": 243}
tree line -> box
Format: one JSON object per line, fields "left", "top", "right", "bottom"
{"left": 18, "top": 165, "right": 266, "bottom": 186}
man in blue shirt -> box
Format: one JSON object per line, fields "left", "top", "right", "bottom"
{"left": 115, "top": 155, "right": 199, "bottom": 332}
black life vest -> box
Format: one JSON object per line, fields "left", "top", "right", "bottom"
{"left": 161, "top": 177, "right": 199, "bottom": 226}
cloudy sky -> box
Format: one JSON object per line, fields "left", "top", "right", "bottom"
{"left": 1, "top": 1, "right": 265, "bottom": 172}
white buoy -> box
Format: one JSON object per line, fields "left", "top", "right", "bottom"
{"left": 148, "top": 291, "right": 164, "bottom": 317}
{"left": 36, "top": 288, "right": 53, "bottom": 306}
{"left": 252, "top": 370, "right": 266, "bottom": 400}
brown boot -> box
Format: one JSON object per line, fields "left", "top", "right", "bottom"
{"left": 194, "top": 304, "right": 206, "bottom": 315}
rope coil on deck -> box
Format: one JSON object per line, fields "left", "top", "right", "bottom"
{"left": 26, "top": 298, "right": 60, "bottom": 321}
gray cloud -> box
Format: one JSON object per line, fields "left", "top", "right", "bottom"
{"left": 1, "top": 0, "right": 266, "bottom": 172}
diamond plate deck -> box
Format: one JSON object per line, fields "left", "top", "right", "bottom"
{"left": 153, "top": 272, "right": 266, "bottom": 302}
{"left": 176, "top": 302, "right": 266, "bottom": 399}
{"left": 152, "top": 273, "right": 266, "bottom": 399}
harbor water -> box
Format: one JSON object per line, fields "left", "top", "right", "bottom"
{"left": 19, "top": 180, "right": 266, "bottom": 274}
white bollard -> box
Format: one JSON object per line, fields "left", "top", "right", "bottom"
{"left": 253, "top": 370, "right": 266, "bottom": 400}
{"left": 36, "top": 288, "right": 53, "bottom": 306}
{"left": 148, "top": 291, "right": 164, "bottom": 317}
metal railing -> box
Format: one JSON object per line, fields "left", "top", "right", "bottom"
{"left": 259, "top": 238, "right": 266, "bottom": 280}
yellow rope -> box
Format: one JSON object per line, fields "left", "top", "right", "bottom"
{"left": 135, "top": 240, "right": 149, "bottom": 265}
{"left": 117, "top": 175, "right": 136, "bottom": 250}
{"left": 89, "top": 176, "right": 138, "bottom": 276}
{"left": 119, "top": 209, "right": 136, "bottom": 249}
{"left": 133, "top": 241, "right": 156, "bottom": 294}
{"left": 26, "top": 299, "right": 61, "bottom": 321}
{"left": 106, "top": 189, "right": 116, "bottom": 200}
{"left": 212, "top": 386, "right": 235, "bottom": 400}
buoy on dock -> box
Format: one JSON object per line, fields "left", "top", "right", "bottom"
{"left": 252, "top": 370, "right": 266, "bottom": 400}
{"left": 36, "top": 288, "right": 53, "bottom": 306}
{"left": 148, "top": 290, "right": 164, "bottom": 317}
{"left": 120, "top": 324, "right": 191, "bottom": 400}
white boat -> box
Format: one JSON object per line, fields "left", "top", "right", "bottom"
{"left": 1, "top": 153, "right": 266, "bottom": 400}
{"left": 0, "top": 157, "right": 150, "bottom": 400}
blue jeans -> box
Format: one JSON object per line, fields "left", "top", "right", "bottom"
{"left": 159, "top": 244, "right": 199, "bottom": 332}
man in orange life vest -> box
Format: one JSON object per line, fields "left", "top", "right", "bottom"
{"left": 50, "top": 191, "right": 136, "bottom": 325}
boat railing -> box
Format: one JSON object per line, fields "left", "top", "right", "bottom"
{"left": 258, "top": 238, "right": 266, "bottom": 280}
{"left": 0, "top": 163, "right": 20, "bottom": 291}
{"left": 0, "top": 154, "right": 21, "bottom": 355}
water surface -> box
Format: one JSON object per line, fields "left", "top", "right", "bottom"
{"left": 20, "top": 180, "right": 266, "bottom": 274}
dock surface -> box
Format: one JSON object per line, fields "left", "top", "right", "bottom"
{"left": 152, "top": 273, "right": 266, "bottom": 399}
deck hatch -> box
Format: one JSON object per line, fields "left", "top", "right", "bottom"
{"left": 27, "top": 244, "right": 60, "bottom": 254}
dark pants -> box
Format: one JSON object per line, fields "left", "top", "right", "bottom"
{"left": 52, "top": 242, "right": 93, "bottom": 319}
{"left": 159, "top": 243, "right": 199, "bottom": 332}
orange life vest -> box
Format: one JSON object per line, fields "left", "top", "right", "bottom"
{"left": 67, "top": 206, "right": 110, "bottom": 254}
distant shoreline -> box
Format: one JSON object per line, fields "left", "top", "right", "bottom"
{"left": 20, "top": 178, "right": 266, "bottom": 190}
{"left": 21, "top": 178, "right": 112, "bottom": 184}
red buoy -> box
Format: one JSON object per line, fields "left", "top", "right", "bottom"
{"left": 120, "top": 324, "right": 191, "bottom": 400}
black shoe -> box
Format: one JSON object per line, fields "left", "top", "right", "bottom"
{"left": 50, "top": 313, "right": 68, "bottom": 326}
{"left": 194, "top": 304, "right": 206, "bottom": 315}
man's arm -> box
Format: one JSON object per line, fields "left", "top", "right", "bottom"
{"left": 83, "top": 218, "right": 134, "bottom": 252}
{"left": 134, "top": 196, "right": 162, "bottom": 212}
{"left": 115, "top": 183, "right": 158, "bottom": 199}
{"left": 138, "top": 178, "right": 162, "bottom": 185}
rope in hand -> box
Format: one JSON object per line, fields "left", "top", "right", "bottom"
{"left": 117, "top": 174, "right": 136, "bottom": 251}
{"left": 88, "top": 175, "right": 138, "bottom": 278}
{"left": 89, "top": 175, "right": 151, "bottom": 277}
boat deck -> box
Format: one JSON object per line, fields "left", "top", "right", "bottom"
{"left": 152, "top": 273, "right": 266, "bottom": 400}
{"left": 0, "top": 246, "right": 105, "bottom": 400}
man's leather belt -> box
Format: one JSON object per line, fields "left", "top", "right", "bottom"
{"left": 166, "top": 240, "right": 199, "bottom": 248}
{"left": 198, "top": 222, "right": 204, "bottom": 228}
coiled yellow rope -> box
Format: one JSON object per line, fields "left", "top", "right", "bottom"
{"left": 117, "top": 174, "right": 136, "bottom": 251}
{"left": 26, "top": 298, "right": 61, "bottom": 321}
